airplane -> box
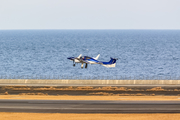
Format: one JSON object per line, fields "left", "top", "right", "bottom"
{"left": 67, "top": 54, "right": 118, "bottom": 68}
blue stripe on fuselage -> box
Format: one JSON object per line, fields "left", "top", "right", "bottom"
{"left": 83, "top": 56, "right": 99, "bottom": 63}
{"left": 84, "top": 56, "right": 116, "bottom": 65}
{"left": 85, "top": 59, "right": 99, "bottom": 62}
{"left": 102, "top": 58, "right": 116, "bottom": 65}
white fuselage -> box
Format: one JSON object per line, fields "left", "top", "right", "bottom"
{"left": 74, "top": 59, "right": 98, "bottom": 64}
{"left": 102, "top": 63, "right": 116, "bottom": 67}
{"left": 74, "top": 59, "right": 81, "bottom": 63}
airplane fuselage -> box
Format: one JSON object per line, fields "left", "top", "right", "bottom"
{"left": 67, "top": 54, "right": 117, "bottom": 68}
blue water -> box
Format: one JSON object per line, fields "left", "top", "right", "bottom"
{"left": 0, "top": 30, "right": 180, "bottom": 79}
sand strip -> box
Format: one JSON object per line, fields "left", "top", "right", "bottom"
{"left": 0, "top": 95, "right": 180, "bottom": 100}
{"left": 0, "top": 113, "right": 180, "bottom": 120}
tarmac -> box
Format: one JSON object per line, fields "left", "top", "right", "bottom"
{"left": 1, "top": 100, "right": 180, "bottom": 113}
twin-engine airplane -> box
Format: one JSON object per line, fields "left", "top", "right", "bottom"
{"left": 67, "top": 54, "right": 118, "bottom": 68}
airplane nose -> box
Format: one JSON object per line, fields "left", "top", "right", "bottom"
{"left": 67, "top": 57, "right": 74, "bottom": 60}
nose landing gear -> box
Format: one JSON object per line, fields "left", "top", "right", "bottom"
{"left": 73, "top": 60, "right": 75, "bottom": 67}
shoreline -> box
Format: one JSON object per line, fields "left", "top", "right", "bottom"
{"left": 1, "top": 79, "right": 180, "bottom": 85}
{"left": 1, "top": 85, "right": 180, "bottom": 96}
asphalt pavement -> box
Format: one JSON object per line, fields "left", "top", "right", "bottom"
{"left": 0, "top": 100, "right": 180, "bottom": 113}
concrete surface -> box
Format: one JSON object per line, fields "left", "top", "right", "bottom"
{"left": 1, "top": 100, "right": 180, "bottom": 113}
{"left": 0, "top": 79, "right": 180, "bottom": 85}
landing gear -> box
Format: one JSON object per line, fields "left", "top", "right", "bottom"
{"left": 85, "top": 63, "right": 88, "bottom": 68}
{"left": 73, "top": 60, "right": 75, "bottom": 67}
{"left": 81, "top": 63, "right": 84, "bottom": 68}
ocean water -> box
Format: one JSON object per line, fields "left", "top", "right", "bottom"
{"left": 0, "top": 30, "right": 180, "bottom": 79}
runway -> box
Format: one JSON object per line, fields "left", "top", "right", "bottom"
{"left": 0, "top": 100, "right": 180, "bottom": 113}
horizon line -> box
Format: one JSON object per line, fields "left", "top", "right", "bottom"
{"left": 0, "top": 28, "right": 180, "bottom": 30}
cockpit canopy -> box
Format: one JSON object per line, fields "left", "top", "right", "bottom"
{"left": 80, "top": 56, "right": 91, "bottom": 60}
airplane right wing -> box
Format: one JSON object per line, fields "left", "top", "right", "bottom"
{"left": 93, "top": 54, "right": 100, "bottom": 60}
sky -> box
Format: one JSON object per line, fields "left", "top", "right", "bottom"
{"left": 0, "top": 0, "right": 180, "bottom": 29}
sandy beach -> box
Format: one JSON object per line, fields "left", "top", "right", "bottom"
{"left": 0, "top": 95, "right": 180, "bottom": 100}
{"left": 0, "top": 113, "right": 180, "bottom": 120}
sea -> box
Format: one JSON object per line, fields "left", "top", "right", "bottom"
{"left": 0, "top": 30, "right": 180, "bottom": 80}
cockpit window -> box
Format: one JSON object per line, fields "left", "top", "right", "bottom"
{"left": 80, "top": 56, "right": 91, "bottom": 60}
{"left": 85, "top": 56, "right": 91, "bottom": 59}
{"left": 80, "top": 56, "right": 85, "bottom": 59}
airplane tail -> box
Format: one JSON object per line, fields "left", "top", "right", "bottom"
{"left": 109, "top": 57, "right": 117, "bottom": 64}
{"left": 102, "top": 58, "right": 118, "bottom": 68}
{"left": 94, "top": 54, "right": 100, "bottom": 60}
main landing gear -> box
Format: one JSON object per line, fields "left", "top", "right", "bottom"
{"left": 81, "top": 63, "right": 88, "bottom": 69}
{"left": 72, "top": 61, "right": 87, "bottom": 69}
{"left": 85, "top": 63, "right": 88, "bottom": 68}
{"left": 81, "top": 63, "right": 84, "bottom": 68}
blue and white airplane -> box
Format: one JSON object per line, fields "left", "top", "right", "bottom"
{"left": 67, "top": 54, "right": 118, "bottom": 68}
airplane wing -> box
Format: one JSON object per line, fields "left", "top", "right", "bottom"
{"left": 77, "top": 54, "right": 82, "bottom": 58}
{"left": 93, "top": 54, "right": 100, "bottom": 60}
